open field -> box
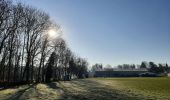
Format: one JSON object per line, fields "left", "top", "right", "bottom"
{"left": 0, "top": 77, "right": 170, "bottom": 100}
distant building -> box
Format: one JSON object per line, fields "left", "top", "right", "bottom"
{"left": 94, "top": 68, "right": 148, "bottom": 77}
{"left": 103, "top": 67, "right": 114, "bottom": 71}
{"left": 168, "top": 73, "right": 170, "bottom": 77}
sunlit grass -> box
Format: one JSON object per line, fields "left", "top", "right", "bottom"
{"left": 0, "top": 85, "right": 28, "bottom": 100}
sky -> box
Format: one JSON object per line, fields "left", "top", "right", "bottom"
{"left": 19, "top": 0, "right": 170, "bottom": 67}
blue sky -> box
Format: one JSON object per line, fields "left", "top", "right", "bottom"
{"left": 20, "top": 0, "right": 170, "bottom": 66}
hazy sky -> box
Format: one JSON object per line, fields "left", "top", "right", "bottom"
{"left": 20, "top": 0, "right": 170, "bottom": 66}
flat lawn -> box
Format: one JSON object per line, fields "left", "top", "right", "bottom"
{"left": 0, "top": 77, "right": 170, "bottom": 100}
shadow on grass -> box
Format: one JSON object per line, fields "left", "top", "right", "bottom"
{"left": 46, "top": 82, "right": 60, "bottom": 89}
{"left": 5, "top": 79, "right": 147, "bottom": 100}
{"left": 6, "top": 84, "right": 36, "bottom": 100}
{"left": 57, "top": 79, "right": 146, "bottom": 100}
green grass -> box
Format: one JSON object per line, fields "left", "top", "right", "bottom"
{"left": 0, "top": 77, "right": 170, "bottom": 100}
{"left": 94, "top": 77, "right": 170, "bottom": 99}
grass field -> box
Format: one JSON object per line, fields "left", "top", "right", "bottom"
{"left": 0, "top": 77, "right": 170, "bottom": 100}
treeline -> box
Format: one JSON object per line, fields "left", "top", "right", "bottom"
{"left": 92, "top": 61, "right": 170, "bottom": 74}
{"left": 141, "top": 61, "right": 169, "bottom": 74}
{"left": 0, "top": 0, "right": 88, "bottom": 85}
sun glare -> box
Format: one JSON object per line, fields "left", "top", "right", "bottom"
{"left": 48, "top": 30, "right": 56, "bottom": 37}
{"left": 47, "top": 29, "right": 62, "bottom": 38}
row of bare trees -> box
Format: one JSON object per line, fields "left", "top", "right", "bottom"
{"left": 0, "top": 0, "right": 88, "bottom": 85}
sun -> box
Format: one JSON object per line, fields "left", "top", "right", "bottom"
{"left": 47, "top": 28, "right": 62, "bottom": 38}
{"left": 48, "top": 30, "right": 56, "bottom": 37}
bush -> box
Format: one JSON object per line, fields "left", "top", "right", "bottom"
{"left": 139, "top": 72, "right": 158, "bottom": 77}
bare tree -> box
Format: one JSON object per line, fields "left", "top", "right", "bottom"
{"left": 0, "top": 0, "right": 88, "bottom": 86}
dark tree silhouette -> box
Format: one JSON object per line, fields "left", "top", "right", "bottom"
{"left": 140, "top": 62, "right": 147, "bottom": 69}
{"left": 46, "top": 52, "right": 56, "bottom": 82}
